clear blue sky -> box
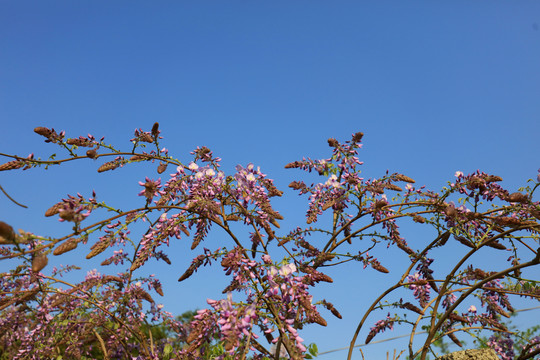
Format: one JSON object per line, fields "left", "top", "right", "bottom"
{"left": 1, "top": 2, "right": 540, "bottom": 358}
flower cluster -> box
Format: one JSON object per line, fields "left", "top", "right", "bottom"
{"left": 1, "top": 126, "right": 539, "bottom": 360}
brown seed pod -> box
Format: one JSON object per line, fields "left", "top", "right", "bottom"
{"left": 32, "top": 254, "right": 48, "bottom": 273}
{"left": 53, "top": 238, "right": 79, "bottom": 255}
{"left": 155, "top": 283, "right": 164, "bottom": 296}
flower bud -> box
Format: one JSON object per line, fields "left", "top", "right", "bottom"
{"left": 32, "top": 254, "right": 48, "bottom": 272}
{"left": 86, "top": 238, "right": 110, "bottom": 259}
{"left": 444, "top": 204, "right": 457, "bottom": 218}
{"left": 370, "top": 259, "right": 389, "bottom": 273}
{"left": 45, "top": 203, "right": 63, "bottom": 217}
{"left": 0, "top": 221, "right": 16, "bottom": 243}
{"left": 98, "top": 160, "right": 120, "bottom": 173}
{"left": 395, "top": 174, "right": 415, "bottom": 183}
{"left": 53, "top": 238, "right": 78, "bottom": 255}
{"left": 34, "top": 127, "right": 52, "bottom": 137}
{"left": 506, "top": 192, "right": 528, "bottom": 203}
{"left": 401, "top": 302, "right": 424, "bottom": 315}
{"left": 327, "top": 138, "right": 339, "bottom": 147}
{"left": 351, "top": 132, "right": 364, "bottom": 143}
{"left": 86, "top": 149, "right": 98, "bottom": 159}
{"left": 483, "top": 239, "right": 507, "bottom": 250}
{"left": 485, "top": 175, "right": 503, "bottom": 183}
{"left": 151, "top": 122, "right": 160, "bottom": 137}
{"left": 384, "top": 183, "right": 402, "bottom": 191}
{"left": 0, "top": 160, "right": 25, "bottom": 171}
{"left": 139, "top": 133, "right": 153, "bottom": 143}
{"left": 454, "top": 235, "right": 475, "bottom": 248}
{"left": 413, "top": 214, "right": 426, "bottom": 223}
{"left": 157, "top": 162, "right": 167, "bottom": 174}
{"left": 448, "top": 332, "right": 463, "bottom": 347}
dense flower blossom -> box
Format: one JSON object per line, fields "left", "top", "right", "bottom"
{"left": 365, "top": 313, "right": 395, "bottom": 344}
{"left": 407, "top": 273, "right": 431, "bottom": 308}
{"left": 1, "top": 128, "right": 539, "bottom": 360}
{"left": 487, "top": 332, "right": 515, "bottom": 360}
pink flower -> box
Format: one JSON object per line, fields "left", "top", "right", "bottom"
{"left": 279, "top": 263, "right": 297, "bottom": 277}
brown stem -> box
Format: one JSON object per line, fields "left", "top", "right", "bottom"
{"left": 419, "top": 257, "right": 539, "bottom": 360}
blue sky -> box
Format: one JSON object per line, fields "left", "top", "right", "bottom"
{"left": 1, "top": 2, "right": 540, "bottom": 358}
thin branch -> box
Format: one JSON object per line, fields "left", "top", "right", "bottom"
{"left": 0, "top": 184, "right": 28, "bottom": 208}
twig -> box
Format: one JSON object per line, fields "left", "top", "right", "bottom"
{"left": 0, "top": 184, "right": 28, "bottom": 208}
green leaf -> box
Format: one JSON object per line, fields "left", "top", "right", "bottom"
{"left": 163, "top": 343, "right": 172, "bottom": 356}
{"left": 307, "top": 343, "right": 318, "bottom": 357}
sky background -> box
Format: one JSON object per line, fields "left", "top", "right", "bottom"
{"left": 1, "top": 2, "right": 540, "bottom": 359}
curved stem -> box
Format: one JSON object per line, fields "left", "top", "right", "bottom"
{"left": 346, "top": 230, "right": 453, "bottom": 360}
{"left": 419, "top": 257, "right": 539, "bottom": 360}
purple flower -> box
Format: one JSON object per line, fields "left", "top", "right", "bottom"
{"left": 487, "top": 333, "right": 514, "bottom": 360}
